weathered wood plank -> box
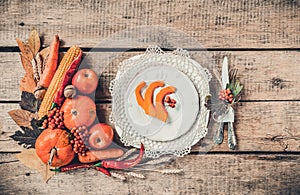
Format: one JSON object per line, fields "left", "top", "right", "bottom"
{"left": 1, "top": 51, "right": 299, "bottom": 101}
{"left": 0, "top": 153, "right": 299, "bottom": 194}
{"left": 1, "top": 0, "right": 299, "bottom": 48}
{"left": 1, "top": 101, "right": 299, "bottom": 152}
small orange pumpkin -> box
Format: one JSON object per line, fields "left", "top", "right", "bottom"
{"left": 35, "top": 128, "right": 74, "bottom": 167}
{"left": 61, "top": 95, "right": 96, "bottom": 129}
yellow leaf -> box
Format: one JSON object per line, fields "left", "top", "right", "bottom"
{"left": 16, "top": 149, "right": 55, "bottom": 182}
{"left": 28, "top": 29, "right": 41, "bottom": 56}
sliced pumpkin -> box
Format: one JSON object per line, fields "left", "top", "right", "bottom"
{"left": 144, "top": 81, "right": 165, "bottom": 116}
{"left": 135, "top": 81, "right": 146, "bottom": 109}
{"left": 135, "top": 80, "right": 176, "bottom": 122}
{"left": 155, "top": 86, "right": 176, "bottom": 122}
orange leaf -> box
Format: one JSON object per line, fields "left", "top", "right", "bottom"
{"left": 20, "top": 73, "right": 36, "bottom": 93}
{"left": 16, "top": 38, "right": 34, "bottom": 62}
{"left": 16, "top": 149, "right": 55, "bottom": 182}
{"left": 19, "top": 53, "right": 33, "bottom": 75}
{"left": 19, "top": 53, "right": 36, "bottom": 92}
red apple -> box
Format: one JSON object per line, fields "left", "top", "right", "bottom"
{"left": 88, "top": 123, "right": 114, "bottom": 150}
{"left": 72, "top": 69, "right": 98, "bottom": 94}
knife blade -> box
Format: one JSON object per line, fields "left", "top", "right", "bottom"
{"left": 222, "top": 56, "right": 229, "bottom": 90}
{"left": 214, "top": 56, "right": 229, "bottom": 144}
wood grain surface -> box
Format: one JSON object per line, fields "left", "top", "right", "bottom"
{"left": 0, "top": 153, "right": 299, "bottom": 195}
{"left": 1, "top": 51, "right": 300, "bottom": 101}
{"left": 1, "top": 102, "right": 300, "bottom": 153}
{"left": 0, "top": 0, "right": 299, "bottom": 194}
{"left": 1, "top": 0, "right": 299, "bottom": 48}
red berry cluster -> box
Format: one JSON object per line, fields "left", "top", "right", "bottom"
{"left": 70, "top": 126, "right": 90, "bottom": 157}
{"left": 42, "top": 107, "right": 65, "bottom": 129}
{"left": 219, "top": 88, "right": 234, "bottom": 103}
{"left": 165, "top": 96, "right": 176, "bottom": 108}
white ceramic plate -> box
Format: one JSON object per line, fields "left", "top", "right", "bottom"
{"left": 110, "top": 48, "right": 211, "bottom": 157}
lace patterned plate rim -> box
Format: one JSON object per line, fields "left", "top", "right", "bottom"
{"left": 110, "top": 47, "right": 211, "bottom": 158}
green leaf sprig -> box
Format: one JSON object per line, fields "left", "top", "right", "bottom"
{"left": 228, "top": 69, "right": 243, "bottom": 102}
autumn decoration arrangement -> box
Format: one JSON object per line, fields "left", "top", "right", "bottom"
{"left": 9, "top": 29, "right": 183, "bottom": 182}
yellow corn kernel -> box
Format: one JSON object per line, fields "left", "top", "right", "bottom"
{"left": 38, "top": 46, "right": 81, "bottom": 118}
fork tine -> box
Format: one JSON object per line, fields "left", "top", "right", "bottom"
{"left": 229, "top": 68, "right": 238, "bottom": 82}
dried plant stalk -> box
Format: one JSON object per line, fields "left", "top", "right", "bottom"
{"left": 35, "top": 53, "right": 43, "bottom": 76}
{"left": 139, "top": 156, "right": 174, "bottom": 166}
{"left": 110, "top": 170, "right": 126, "bottom": 181}
{"left": 31, "top": 58, "right": 39, "bottom": 82}
{"left": 156, "top": 169, "right": 183, "bottom": 174}
{"left": 116, "top": 148, "right": 138, "bottom": 161}
{"left": 125, "top": 171, "right": 145, "bottom": 179}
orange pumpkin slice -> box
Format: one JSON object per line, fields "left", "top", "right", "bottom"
{"left": 144, "top": 81, "right": 165, "bottom": 116}
{"left": 135, "top": 81, "right": 176, "bottom": 122}
{"left": 135, "top": 81, "right": 146, "bottom": 109}
{"left": 155, "top": 86, "right": 176, "bottom": 122}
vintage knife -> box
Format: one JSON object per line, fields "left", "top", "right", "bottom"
{"left": 214, "top": 57, "right": 237, "bottom": 150}
{"left": 214, "top": 56, "right": 229, "bottom": 144}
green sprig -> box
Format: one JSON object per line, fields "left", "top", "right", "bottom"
{"left": 228, "top": 81, "right": 243, "bottom": 98}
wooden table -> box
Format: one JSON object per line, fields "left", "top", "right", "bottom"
{"left": 0, "top": 0, "right": 299, "bottom": 194}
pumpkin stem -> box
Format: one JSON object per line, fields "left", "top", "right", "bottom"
{"left": 48, "top": 147, "right": 57, "bottom": 166}
{"left": 71, "top": 109, "right": 78, "bottom": 116}
{"left": 50, "top": 102, "right": 58, "bottom": 110}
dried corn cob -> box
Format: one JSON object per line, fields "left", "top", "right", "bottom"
{"left": 38, "top": 46, "right": 82, "bottom": 118}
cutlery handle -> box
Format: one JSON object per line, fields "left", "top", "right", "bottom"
{"left": 228, "top": 122, "right": 237, "bottom": 150}
{"left": 214, "top": 122, "right": 224, "bottom": 144}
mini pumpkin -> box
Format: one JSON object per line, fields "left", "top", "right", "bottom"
{"left": 61, "top": 95, "right": 96, "bottom": 129}
{"left": 35, "top": 128, "right": 74, "bottom": 167}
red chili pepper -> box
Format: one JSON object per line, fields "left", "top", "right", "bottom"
{"left": 95, "top": 166, "right": 111, "bottom": 176}
{"left": 101, "top": 143, "right": 145, "bottom": 170}
{"left": 51, "top": 162, "right": 94, "bottom": 172}
{"left": 53, "top": 50, "right": 82, "bottom": 106}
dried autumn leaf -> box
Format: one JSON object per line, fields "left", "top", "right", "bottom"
{"left": 10, "top": 125, "right": 42, "bottom": 148}
{"left": 16, "top": 31, "right": 40, "bottom": 93}
{"left": 16, "top": 149, "right": 55, "bottom": 182}
{"left": 20, "top": 73, "right": 36, "bottom": 93}
{"left": 28, "top": 29, "right": 41, "bottom": 56}
{"left": 8, "top": 109, "right": 38, "bottom": 128}
{"left": 19, "top": 91, "right": 41, "bottom": 113}
{"left": 18, "top": 44, "right": 36, "bottom": 93}
{"left": 39, "top": 47, "right": 50, "bottom": 60}
{"left": 31, "top": 117, "right": 46, "bottom": 130}
{"left": 39, "top": 46, "right": 50, "bottom": 72}
{"left": 16, "top": 38, "right": 34, "bottom": 62}
{"left": 19, "top": 53, "right": 34, "bottom": 76}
